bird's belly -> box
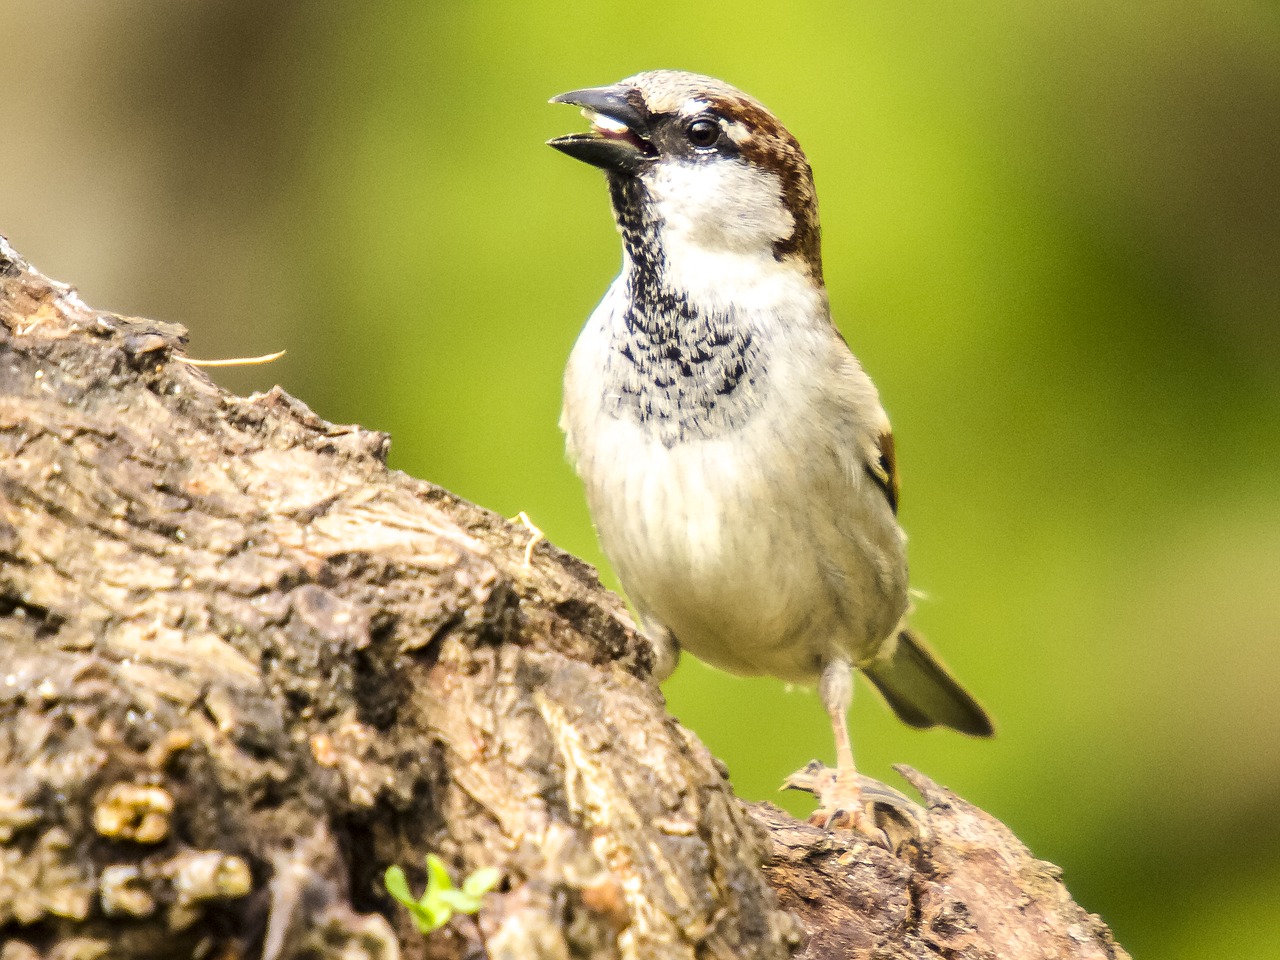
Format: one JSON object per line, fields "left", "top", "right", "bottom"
{"left": 576, "top": 412, "right": 905, "bottom": 683}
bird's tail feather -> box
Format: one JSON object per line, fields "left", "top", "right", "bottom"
{"left": 863, "top": 628, "right": 994, "bottom": 737}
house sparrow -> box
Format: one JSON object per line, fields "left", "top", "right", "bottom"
{"left": 549, "top": 70, "right": 993, "bottom": 833}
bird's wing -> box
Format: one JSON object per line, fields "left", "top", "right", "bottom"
{"left": 828, "top": 330, "right": 901, "bottom": 515}
{"left": 866, "top": 426, "right": 900, "bottom": 514}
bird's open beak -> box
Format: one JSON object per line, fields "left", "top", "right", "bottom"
{"left": 548, "top": 86, "right": 655, "bottom": 175}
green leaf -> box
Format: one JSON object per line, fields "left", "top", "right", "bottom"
{"left": 462, "top": 867, "right": 501, "bottom": 898}
{"left": 384, "top": 855, "right": 499, "bottom": 937}
{"left": 408, "top": 897, "right": 447, "bottom": 933}
{"left": 425, "top": 853, "right": 454, "bottom": 894}
{"left": 385, "top": 864, "right": 450, "bottom": 934}
{"left": 434, "top": 888, "right": 476, "bottom": 913}
{"left": 384, "top": 865, "right": 416, "bottom": 907}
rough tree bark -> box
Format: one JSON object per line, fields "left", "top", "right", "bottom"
{"left": 0, "top": 237, "right": 1129, "bottom": 960}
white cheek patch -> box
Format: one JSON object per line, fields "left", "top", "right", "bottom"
{"left": 642, "top": 159, "right": 815, "bottom": 315}
{"left": 647, "top": 159, "right": 794, "bottom": 253}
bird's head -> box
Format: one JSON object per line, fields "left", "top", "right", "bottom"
{"left": 549, "top": 70, "right": 824, "bottom": 287}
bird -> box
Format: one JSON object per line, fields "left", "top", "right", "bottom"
{"left": 547, "top": 70, "right": 993, "bottom": 834}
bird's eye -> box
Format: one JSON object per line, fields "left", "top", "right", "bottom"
{"left": 685, "top": 117, "right": 721, "bottom": 149}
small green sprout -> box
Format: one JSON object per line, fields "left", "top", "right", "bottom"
{"left": 384, "top": 854, "right": 501, "bottom": 935}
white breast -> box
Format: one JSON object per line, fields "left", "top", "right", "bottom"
{"left": 563, "top": 282, "right": 909, "bottom": 684}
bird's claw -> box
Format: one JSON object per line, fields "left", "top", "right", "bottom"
{"left": 780, "top": 758, "right": 828, "bottom": 795}
{"left": 806, "top": 804, "right": 892, "bottom": 847}
{"left": 784, "top": 759, "right": 927, "bottom": 849}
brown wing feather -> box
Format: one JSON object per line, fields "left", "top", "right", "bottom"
{"left": 867, "top": 429, "right": 900, "bottom": 514}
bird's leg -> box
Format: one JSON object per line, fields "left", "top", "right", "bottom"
{"left": 808, "top": 658, "right": 888, "bottom": 841}
{"left": 814, "top": 658, "right": 860, "bottom": 819}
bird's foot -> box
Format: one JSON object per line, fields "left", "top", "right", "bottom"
{"left": 783, "top": 759, "right": 926, "bottom": 849}
{"left": 809, "top": 799, "right": 889, "bottom": 846}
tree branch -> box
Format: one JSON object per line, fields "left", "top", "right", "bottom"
{"left": 0, "top": 237, "right": 1127, "bottom": 960}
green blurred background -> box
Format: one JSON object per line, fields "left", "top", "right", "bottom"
{"left": 5, "top": 1, "right": 1279, "bottom": 955}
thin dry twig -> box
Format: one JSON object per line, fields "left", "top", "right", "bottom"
{"left": 513, "top": 510, "right": 544, "bottom": 568}
{"left": 179, "top": 349, "right": 286, "bottom": 367}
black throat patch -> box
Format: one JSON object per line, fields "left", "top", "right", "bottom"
{"left": 603, "top": 176, "right": 767, "bottom": 448}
